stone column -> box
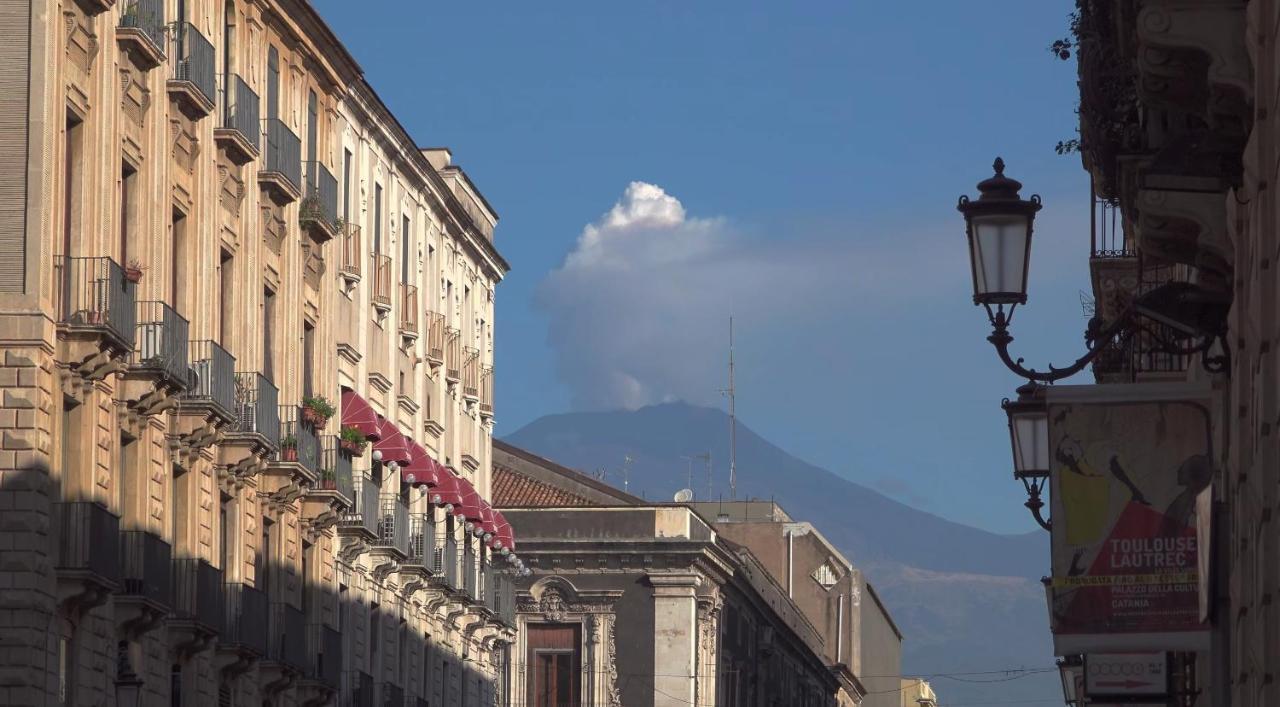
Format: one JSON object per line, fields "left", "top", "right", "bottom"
{"left": 648, "top": 572, "right": 701, "bottom": 707}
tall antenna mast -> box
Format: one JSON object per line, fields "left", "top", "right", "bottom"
{"left": 622, "top": 454, "right": 633, "bottom": 493}
{"left": 681, "top": 455, "right": 695, "bottom": 493}
{"left": 696, "top": 452, "right": 712, "bottom": 501}
{"left": 726, "top": 317, "right": 737, "bottom": 500}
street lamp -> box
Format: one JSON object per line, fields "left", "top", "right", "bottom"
{"left": 958, "top": 158, "right": 1232, "bottom": 382}
{"left": 1003, "top": 382, "right": 1051, "bottom": 531}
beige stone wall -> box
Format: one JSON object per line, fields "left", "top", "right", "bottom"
{"left": 0, "top": 0, "right": 512, "bottom": 704}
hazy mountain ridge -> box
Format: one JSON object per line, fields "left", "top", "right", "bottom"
{"left": 504, "top": 401, "right": 1058, "bottom": 704}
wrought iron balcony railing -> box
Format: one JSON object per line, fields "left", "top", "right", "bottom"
{"left": 261, "top": 118, "right": 302, "bottom": 194}
{"left": 373, "top": 493, "right": 409, "bottom": 556}
{"left": 319, "top": 435, "right": 354, "bottom": 503}
{"left": 462, "top": 347, "right": 480, "bottom": 401}
{"left": 436, "top": 534, "right": 458, "bottom": 587}
{"left": 399, "top": 284, "right": 418, "bottom": 337}
{"left": 306, "top": 623, "right": 343, "bottom": 688}
{"left": 1090, "top": 191, "right": 1132, "bottom": 259}
{"left": 131, "top": 300, "right": 190, "bottom": 387}
{"left": 268, "top": 602, "right": 308, "bottom": 671}
{"left": 119, "top": 530, "right": 171, "bottom": 607}
{"left": 57, "top": 256, "right": 137, "bottom": 350}
{"left": 461, "top": 550, "right": 478, "bottom": 600}
{"left": 480, "top": 365, "right": 494, "bottom": 417}
{"left": 277, "top": 405, "right": 320, "bottom": 474}
{"left": 55, "top": 502, "right": 121, "bottom": 585}
{"left": 406, "top": 513, "right": 436, "bottom": 568}
{"left": 118, "top": 0, "right": 165, "bottom": 55}
{"left": 223, "top": 582, "right": 269, "bottom": 656}
{"left": 302, "top": 161, "right": 339, "bottom": 234}
{"left": 230, "top": 372, "right": 280, "bottom": 448}
{"left": 445, "top": 328, "right": 461, "bottom": 382}
{"left": 221, "top": 73, "right": 260, "bottom": 152}
{"left": 425, "top": 311, "right": 446, "bottom": 363}
{"left": 183, "top": 340, "right": 235, "bottom": 419}
{"left": 171, "top": 22, "right": 215, "bottom": 108}
{"left": 340, "top": 472, "right": 380, "bottom": 537}
{"left": 172, "top": 558, "right": 224, "bottom": 634}
{"left": 339, "top": 222, "right": 362, "bottom": 281}
{"left": 490, "top": 571, "right": 516, "bottom": 625}
{"left": 371, "top": 255, "right": 392, "bottom": 312}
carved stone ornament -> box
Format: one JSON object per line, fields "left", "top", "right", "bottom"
{"left": 538, "top": 586, "right": 569, "bottom": 622}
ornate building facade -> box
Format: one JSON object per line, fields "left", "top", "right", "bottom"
{"left": 0, "top": 0, "right": 515, "bottom": 705}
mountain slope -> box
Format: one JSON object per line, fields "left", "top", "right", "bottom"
{"left": 503, "top": 402, "right": 1059, "bottom": 704}
{"left": 505, "top": 401, "right": 1045, "bottom": 577}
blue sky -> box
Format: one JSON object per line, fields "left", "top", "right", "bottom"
{"left": 314, "top": 0, "right": 1089, "bottom": 535}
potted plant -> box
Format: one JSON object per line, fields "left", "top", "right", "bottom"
{"left": 301, "top": 395, "right": 335, "bottom": 429}
{"left": 318, "top": 468, "right": 337, "bottom": 490}
{"left": 280, "top": 434, "right": 298, "bottom": 462}
{"left": 339, "top": 425, "right": 367, "bottom": 455}
{"left": 299, "top": 195, "right": 324, "bottom": 225}
{"left": 124, "top": 259, "right": 147, "bottom": 284}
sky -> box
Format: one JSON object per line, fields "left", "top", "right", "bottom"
{"left": 313, "top": 0, "right": 1089, "bottom": 535}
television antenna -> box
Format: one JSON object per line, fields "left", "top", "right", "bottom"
{"left": 622, "top": 454, "right": 633, "bottom": 493}
{"left": 693, "top": 452, "right": 711, "bottom": 501}
{"left": 673, "top": 488, "right": 694, "bottom": 503}
{"left": 720, "top": 317, "right": 737, "bottom": 500}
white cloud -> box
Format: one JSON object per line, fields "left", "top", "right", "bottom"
{"left": 536, "top": 181, "right": 986, "bottom": 411}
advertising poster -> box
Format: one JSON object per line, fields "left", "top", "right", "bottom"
{"left": 1047, "top": 385, "right": 1212, "bottom": 654}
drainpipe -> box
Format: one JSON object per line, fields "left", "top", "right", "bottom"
{"left": 787, "top": 530, "right": 794, "bottom": 598}
{"left": 837, "top": 591, "right": 844, "bottom": 663}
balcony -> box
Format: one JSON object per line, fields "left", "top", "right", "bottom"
{"left": 221, "top": 582, "right": 269, "bottom": 658}
{"left": 259, "top": 118, "right": 302, "bottom": 204}
{"left": 228, "top": 372, "right": 280, "bottom": 450}
{"left": 215, "top": 73, "right": 259, "bottom": 165}
{"left": 275, "top": 405, "right": 320, "bottom": 477}
{"left": 445, "top": 327, "right": 461, "bottom": 383}
{"left": 1088, "top": 190, "right": 1140, "bottom": 327}
{"left": 339, "top": 471, "right": 380, "bottom": 541}
{"left": 462, "top": 347, "right": 480, "bottom": 403}
{"left": 171, "top": 558, "right": 224, "bottom": 637}
{"left": 403, "top": 513, "right": 436, "bottom": 573}
{"left": 370, "top": 255, "right": 393, "bottom": 315}
{"left": 181, "top": 340, "right": 236, "bottom": 422}
{"left": 117, "top": 530, "right": 172, "bottom": 621}
{"left": 56, "top": 256, "right": 137, "bottom": 357}
{"left": 55, "top": 502, "right": 121, "bottom": 610}
{"left": 372, "top": 493, "right": 409, "bottom": 557}
{"left": 301, "top": 161, "right": 340, "bottom": 243}
{"left": 312, "top": 435, "right": 354, "bottom": 505}
{"left": 1091, "top": 262, "right": 1193, "bottom": 382}
{"left": 461, "top": 550, "right": 478, "bottom": 601}
{"left": 116, "top": 0, "right": 165, "bottom": 69}
{"left": 480, "top": 365, "right": 494, "bottom": 419}
{"left": 303, "top": 623, "right": 343, "bottom": 690}
{"left": 342, "top": 671, "right": 374, "bottom": 707}
{"left": 129, "top": 300, "right": 190, "bottom": 391}
{"left": 435, "top": 534, "right": 459, "bottom": 589}
{"left": 424, "top": 311, "right": 446, "bottom": 366}
{"left": 489, "top": 571, "right": 516, "bottom": 626}
{"left": 168, "top": 22, "right": 215, "bottom": 118}
{"left": 267, "top": 602, "right": 308, "bottom": 672}
{"left": 338, "top": 222, "right": 362, "bottom": 287}
{"left": 398, "top": 284, "right": 419, "bottom": 341}
{"left": 378, "top": 684, "right": 404, "bottom": 707}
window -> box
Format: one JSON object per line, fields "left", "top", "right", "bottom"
{"left": 257, "top": 519, "right": 272, "bottom": 594}
{"left": 342, "top": 149, "right": 352, "bottom": 220}
{"left": 218, "top": 250, "right": 233, "bottom": 346}
{"left": 120, "top": 163, "right": 136, "bottom": 267}
{"left": 306, "top": 90, "right": 317, "bottom": 164}
{"left": 373, "top": 184, "right": 383, "bottom": 254}
{"left": 401, "top": 215, "right": 411, "bottom": 283}
{"left": 63, "top": 114, "right": 82, "bottom": 258}
{"left": 266, "top": 47, "right": 279, "bottom": 120}
{"left": 262, "top": 286, "right": 276, "bottom": 380}
{"left": 526, "top": 624, "right": 581, "bottom": 707}
{"left": 219, "top": 494, "right": 233, "bottom": 572}
{"left": 171, "top": 209, "right": 187, "bottom": 316}
{"left": 302, "top": 322, "right": 314, "bottom": 398}
{"left": 222, "top": 0, "right": 235, "bottom": 77}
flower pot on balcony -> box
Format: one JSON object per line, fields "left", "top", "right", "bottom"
{"left": 319, "top": 479, "right": 337, "bottom": 490}
{"left": 302, "top": 406, "right": 328, "bottom": 430}
{"left": 282, "top": 447, "right": 298, "bottom": 462}
{"left": 340, "top": 439, "right": 365, "bottom": 455}
{"left": 124, "top": 267, "right": 144, "bottom": 283}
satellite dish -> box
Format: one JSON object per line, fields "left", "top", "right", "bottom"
{"left": 673, "top": 489, "right": 694, "bottom": 503}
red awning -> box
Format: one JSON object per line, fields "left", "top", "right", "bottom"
{"left": 370, "top": 416, "right": 412, "bottom": 463}
{"left": 478, "top": 501, "right": 497, "bottom": 535}
{"left": 431, "top": 466, "right": 465, "bottom": 508}
{"left": 401, "top": 443, "right": 439, "bottom": 487}
{"left": 457, "top": 479, "right": 484, "bottom": 521}
{"left": 493, "top": 510, "right": 514, "bottom": 551}
{"left": 339, "top": 389, "right": 382, "bottom": 440}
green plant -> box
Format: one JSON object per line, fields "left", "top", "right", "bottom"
{"left": 299, "top": 195, "right": 324, "bottom": 222}
{"left": 302, "top": 395, "right": 336, "bottom": 419}
{"left": 340, "top": 426, "right": 366, "bottom": 444}
{"left": 281, "top": 434, "right": 297, "bottom": 449}
{"left": 319, "top": 467, "right": 335, "bottom": 481}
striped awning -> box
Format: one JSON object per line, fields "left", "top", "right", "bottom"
{"left": 401, "top": 443, "right": 439, "bottom": 487}
{"left": 370, "top": 416, "right": 412, "bottom": 463}
{"left": 339, "top": 388, "right": 381, "bottom": 440}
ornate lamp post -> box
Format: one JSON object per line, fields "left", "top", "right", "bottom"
{"left": 1003, "top": 382, "right": 1050, "bottom": 530}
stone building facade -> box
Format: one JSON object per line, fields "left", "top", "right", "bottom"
{"left": 0, "top": 0, "right": 515, "bottom": 705}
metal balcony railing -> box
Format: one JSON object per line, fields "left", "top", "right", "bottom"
{"left": 370, "top": 255, "right": 392, "bottom": 310}
{"left": 268, "top": 602, "right": 308, "bottom": 671}
{"left": 261, "top": 118, "right": 301, "bottom": 193}
{"left": 277, "top": 405, "right": 320, "bottom": 474}
{"left": 131, "top": 300, "right": 190, "bottom": 386}
{"left": 340, "top": 472, "right": 380, "bottom": 536}
{"left": 462, "top": 347, "right": 480, "bottom": 400}
{"left": 303, "top": 161, "right": 339, "bottom": 229}
{"left": 343, "top": 671, "right": 375, "bottom": 707}
{"left": 436, "top": 533, "right": 458, "bottom": 588}
{"left": 340, "top": 222, "right": 361, "bottom": 280}
{"left": 461, "top": 549, "right": 477, "bottom": 600}
{"left": 425, "top": 311, "right": 446, "bottom": 362}
{"left": 373, "top": 493, "right": 409, "bottom": 556}
{"left": 221, "top": 73, "right": 260, "bottom": 152}
{"left": 399, "top": 284, "right": 418, "bottom": 336}
{"left": 491, "top": 572, "right": 516, "bottom": 625}
{"left": 306, "top": 623, "right": 343, "bottom": 688}
{"left": 1090, "top": 187, "right": 1132, "bottom": 259}
{"left": 480, "top": 365, "right": 494, "bottom": 417}
{"left": 172, "top": 558, "right": 224, "bottom": 633}
{"left": 407, "top": 513, "right": 436, "bottom": 567}
{"left": 223, "top": 582, "right": 269, "bottom": 656}
{"left": 184, "top": 340, "right": 235, "bottom": 418}
{"left": 231, "top": 372, "right": 280, "bottom": 448}
{"left": 319, "top": 435, "right": 354, "bottom": 502}
{"left": 55, "top": 502, "right": 121, "bottom": 584}
{"left": 379, "top": 683, "right": 404, "bottom": 707}
{"left": 119, "top": 530, "right": 171, "bottom": 606}
{"left": 57, "top": 256, "right": 137, "bottom": 350}
{"left": 172, "top": 22, "right": 215, "bottom": 107}
{"left": 118, "top": 0, "right": 165, "bottom": 53}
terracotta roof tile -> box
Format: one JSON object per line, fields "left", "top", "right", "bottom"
{"left": 492, "top": 466, "right": 596, "bottom": 507}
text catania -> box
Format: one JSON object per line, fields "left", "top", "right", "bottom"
{"left": 1108, "top": 537, "right": 1196, "bottom": 570}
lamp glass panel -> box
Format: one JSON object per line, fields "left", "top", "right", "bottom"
{"left": 1011, "top": 409, "right": 1049, "bottom": 475}
{"left": 969, "top": 213, "right": 1030, "bottom": 301}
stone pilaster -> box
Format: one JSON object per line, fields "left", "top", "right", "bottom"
{"left": 648, "top": 572, "right": 702, "bottom": 707}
